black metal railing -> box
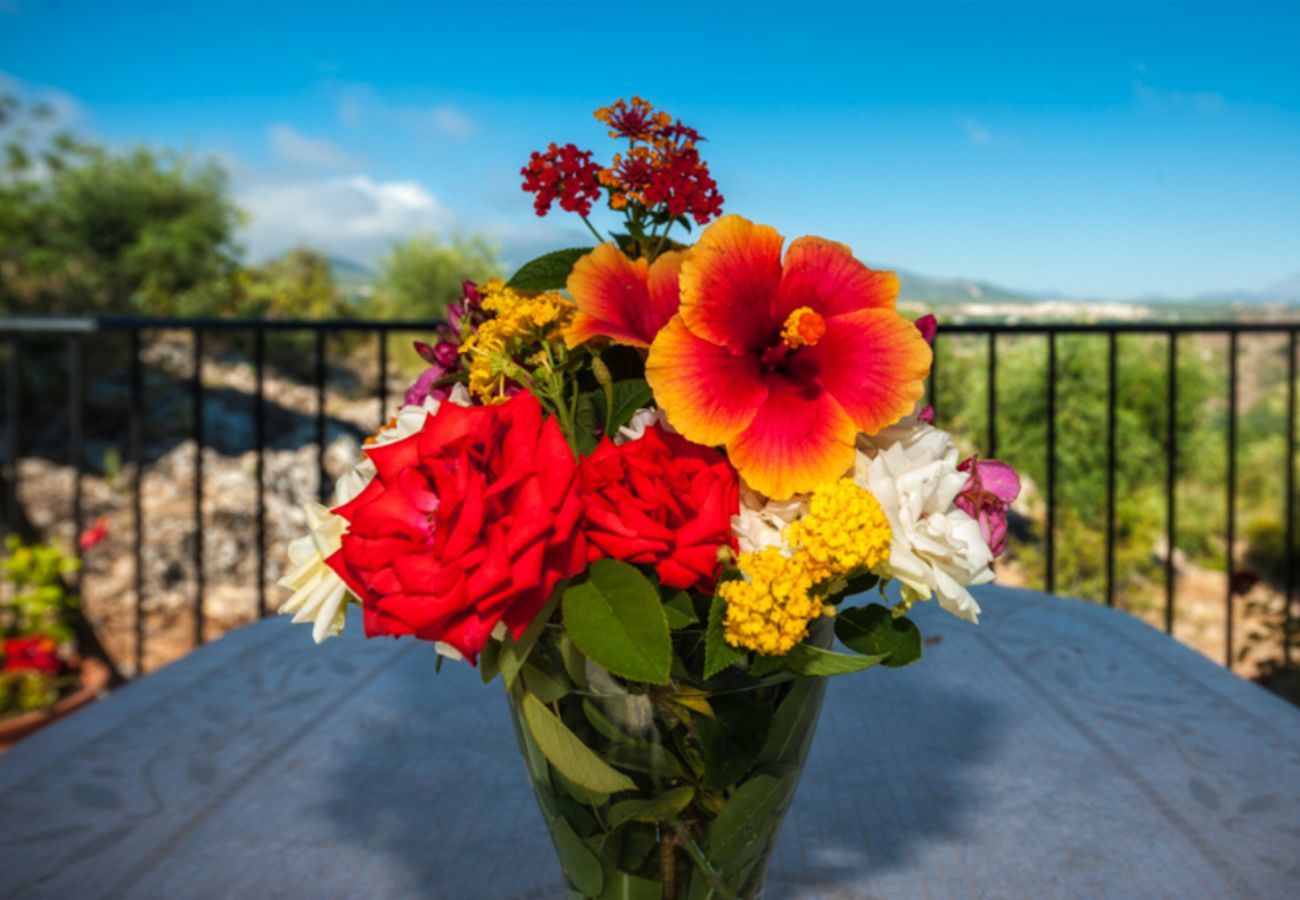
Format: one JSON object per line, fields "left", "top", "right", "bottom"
{"left": 1, "top": 316, "right": 1297, "bottom": 676}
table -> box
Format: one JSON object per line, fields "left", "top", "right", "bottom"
{"left": 1, "top": 586, "right": 1298, "bottom": 899}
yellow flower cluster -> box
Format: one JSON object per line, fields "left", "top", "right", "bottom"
{"left": 722, "top": 479, "right": 891, "bottom": 656}
{"left": 459, "top": 279, "right": 575, "bottom": 403}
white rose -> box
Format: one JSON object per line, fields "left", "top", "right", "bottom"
{"left": 855, "top": 422, "right": 993, "bottom": 622}
{"left": 730, "top": 481, "right": 809, "bottom": 556}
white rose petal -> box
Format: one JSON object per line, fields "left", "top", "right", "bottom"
{"left": 855, "top": 421, "right": 993, "bottom": 623}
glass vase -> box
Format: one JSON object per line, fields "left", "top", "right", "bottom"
{"left": 506, "top": 625, "right": 830, "bottom": 900}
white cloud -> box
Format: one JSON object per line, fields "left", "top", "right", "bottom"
{"left": 334, "top": 83, "right": 475, "bottom": 141}
{"left": 0, "top": 70, "right": 83, "bottom": 131}
{"left": 429, "top": 104, "right": 474, "bottom": 139}
{"left": 268, "top": 124, "right": 360, "bottom": 170}
{"left": 1133, "top": 79, "right": 1225, "bottom": 112}
{"left": 238, "top": 174, "right": 451, "bottom": 262}
{"left": 959, "top": 117, "right": 993, "bottom": 146}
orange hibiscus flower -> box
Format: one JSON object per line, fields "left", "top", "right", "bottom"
{"left": 566, "top": 243, "right": 689, "bottom": 348}
{"left": 646, "top": 215, "right": 931, "bottom": 499}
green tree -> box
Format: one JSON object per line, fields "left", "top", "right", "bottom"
{"left": 235, "top": 247, "right": 348, "bottom": 318}
{"left": 370, "top": 234, "right": 500, "bottom": 320}
{"left": 0, "top": 94, "right": 242, "bottom": 315}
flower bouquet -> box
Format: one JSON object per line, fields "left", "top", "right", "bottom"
{"left": 280, "top": 98, "right": 1019, "bottom": 899}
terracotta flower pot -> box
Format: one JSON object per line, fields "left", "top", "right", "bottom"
{"left": 0, "top": 656, "right": 111, "bottom": 751}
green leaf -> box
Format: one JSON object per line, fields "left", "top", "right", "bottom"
{"left": 662, "top": 590, "right": 698, "bottom": 628}
{"left": 706, "top": 773, "right": 797, "bottom": 875}
{"left": 599, "top": 870, "right": 663, "bottom": 900}
{"left": 556, "top": 771, "right": 610, "bottom": 808}
{"left": 520, "top": 691, "right": 637, "bottom": 794}
{"left": 835, "top": 604, "right": 922, "bottom": 668}
{"left": 746, "top": 653, "right": 785, "bottom": 678}
{"left": 552, "top": 814, "right": 605, "bottom": 897}
{"left": 594, "top": 380, "right": 654, "bottom": 435}
{"left": 522, "top": 656, "right": 571, "bottom": 703}
{"left": 583, "top": 698, "right": 634, "bottom": 744}
{"left": 557, "top": 631, "right": 590, "bottom": 690}
{"left": 573, "top": 391, "right": 601, "bottom": 455}
{"left": 604, "top": 741, "right": 688, "bottom": 779}
{"left": 757, "top": 678, "right": 826, "bottom": 767}
{"left": 696, "top": 705, "right": 769, "bottom": 790}
{"left": 841, "top": 571, "right": 880, "bottom": 598}
{"left": 478, "top": 639, "right": 501, "bottom": 685}
{"left": 606, "top": 785, "right": 696, "bottom": 829}
{"left": 783, "top": 642, "right": 887, "bottom": 676}
{"left": 506, "top": 247, "right": 593, "bottom": 291}
{"left": 562, "top": 560, "right": 672, "bottom": 685}
{"left": 704, "top": 594, "right": 744, "bottom": 679}
{"left": 500, "top": 592, "right": 560, "bottom": 690}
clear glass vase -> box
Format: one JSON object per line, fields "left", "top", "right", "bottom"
{"left": 506, "top": 625, "right": 830, "bottom": 900}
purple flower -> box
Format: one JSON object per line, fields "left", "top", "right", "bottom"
{"left": 404, "top": 365, "right": 447, "bottom": 406}
{"left": 955, "top": 456, "right": 1020, "bottom": 557}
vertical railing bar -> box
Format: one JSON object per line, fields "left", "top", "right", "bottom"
{"left": 1105, "top": 331, "right": 1118, "bottom": 607}
{"left": 192, "top": 328, "right": 205, "bottom": 648}
{"left": 315, "top": 328, "right": 328, "bottom": 503}
{"left": 1284, "top": 329, "right": 1297, "bottom": 669}
{"left": 378, "top": 327, "right": 389, "bottom": 427}
{"left": 130, "top": 330, "right": 145, "bottom": 675}
{"left": 3, "top": 338, "right": 18, "bottom": 538}
{"left": 986, "top": 332, "right": 998, "bottom": 458}
{"left": 1165, "top": 333, "right": 1178, "bottom": 635}
{"left": 68, "top": 336, "right": 85, "bottom": 597}
{"left": 254, "top": 328, "right": 267, "bottom": 618}
{"left": 1224, "top": 331, "right": 1238, "bottom": 670}
{"left": 1046, "top": 332, "right": 1057, "bottom": 595}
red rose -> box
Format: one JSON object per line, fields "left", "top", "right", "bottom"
{"left": 581, "top": 426, "right": 738, "bottom": 593}
{"left": 327, "top": 393, "right": 587, "bottom": 662}
{"left": 2, "top": 635, "right": 62, "bottom": 675}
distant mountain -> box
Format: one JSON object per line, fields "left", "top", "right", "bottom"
{"left": 1189, "top": 271, "right": 1300, "bottom": 305}
{"left": 894, "top": 268, "right": 1032, "bottom": 304}
{"left": 329, "top": 256, "right": 376, "bottom": 293}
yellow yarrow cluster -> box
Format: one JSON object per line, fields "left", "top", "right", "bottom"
{"left": 722, "top": 479, "right": 891, "bottom": 656}
{"left": 459, "top": 279, "right": 575, "bottom": 403}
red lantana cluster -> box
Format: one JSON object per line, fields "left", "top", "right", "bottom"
{"left": 2, "top": 635, "right": 61, "bottom": 675}
{"left": 520, "top": 142, "right": 604, "bottom": 217}
{"left": 521, "top": 97, "right": 724, "bottom": 228}
{"left": 327, "top": 397, "right": 737, "bottom": 662}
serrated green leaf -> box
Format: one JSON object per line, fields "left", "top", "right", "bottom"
{"left": 704, "top": 594, "right": 744, "bottom": 679}
{"left": 835, "top": 604, "right": 922, "bottom": 668}
{"left": 662, "top": 590, "right": 698, "bottom": 628}
{"left": 506, "top": 247, "right": 593, "bottom": 291}
{"left": 562, "top": 560, "right": 671, "bottom": 685}
{"left": 520, "top": 691, "right": 637, "bottom": 794}
{"left": 607, "top": 785, "right": 695, "bottom": 829}
{"left": 552, "top": 814, "right": 605, "bottom": 896}
{"left": 783, "top": 642, "right": 886, "bottom": 676}
{"left": 501, "top": 592, "right": 560, "bottom": 690}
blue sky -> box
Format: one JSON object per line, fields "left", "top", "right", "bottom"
{"left": 2, "top": 0, "right": 1298, "bottom": 299}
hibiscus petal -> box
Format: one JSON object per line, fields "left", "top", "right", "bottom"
{"left": 772, "top": 236, "right": 900, "bottom": 323}
{"left": 726, "top": 374, "right": 858, "bottom": 500}
{"left": 804, "top": 307, "right": 932, "bottom": 435}
{"left": 678, "top": 215, "right": 785, "bottom": 353}
{"left": 567, "top": 244, "right": 686, "bottom": 348}
{"left": 646, "top": 315, "right": 768, "bottom": 446}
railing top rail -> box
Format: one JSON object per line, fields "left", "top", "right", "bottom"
{"left": 0, "top": 315, "right": 1297, "bottom": 335}
{"left": 0, "top": 316, "right": 437, "bottom": 333}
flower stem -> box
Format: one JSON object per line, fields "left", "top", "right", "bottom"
{"left": 668, "top": 820, "right": 737, "bottom": 900}
{"left": 579, "top": 214, "right": 605, "bottom": 245}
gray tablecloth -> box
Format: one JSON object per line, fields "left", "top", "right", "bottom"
{"left": 1, "top": 585, "right": 1298, "bottom": 899}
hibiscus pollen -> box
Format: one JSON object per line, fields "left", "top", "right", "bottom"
{"left": 780, "top": 306, "right": 826, "bottom": 349}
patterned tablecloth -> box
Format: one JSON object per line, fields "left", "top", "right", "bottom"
{"left": 1, "top": 585, "right": 1298, "bottom": 899}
